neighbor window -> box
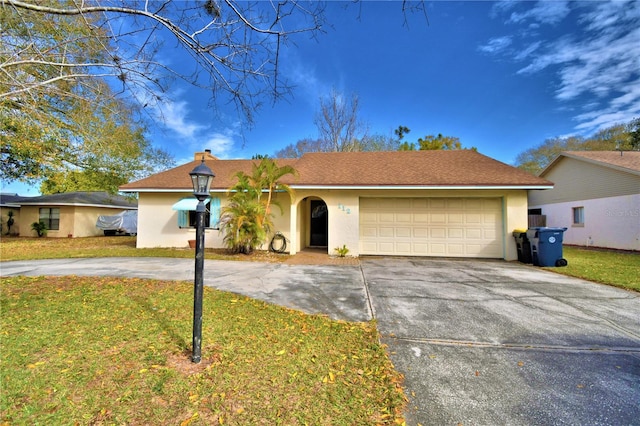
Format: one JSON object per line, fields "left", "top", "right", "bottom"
{"left": 39, "top": 208, "right": 60, "bottom": 230}
{"left": 572, "top": 206, "right": 584, "bottom": 226}
{"left": 174, "top": 197, "right": 221, "bottom": 229}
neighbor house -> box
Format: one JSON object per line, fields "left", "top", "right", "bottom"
{"left": 0, "top": 193, "right": 24, "bottom": 236}
{"left": 528, "top": 151, "right": 640, "bottom": 251}
{"left": 7, "top": 191, "right": 137, "bottom": 238}
{"left": 120, "top": 150, "right": 552, "bottom": 260}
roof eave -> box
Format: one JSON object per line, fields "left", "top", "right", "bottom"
{"left": 122, "top": 185, "right": 554, "bottom": 192}
{"left": 542, "top": 152, "right": 640, "bottom": 177}
{"left": 17, "top": 202, "right": 137, "bottom": 209}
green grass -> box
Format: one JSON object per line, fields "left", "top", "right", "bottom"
{"left": 1, "top": 276, "right": 406, "bottom": 425}
{"left": 0, "top": 236, "right": 285, "bottom": 263}
{"left": 545, "top": 246, "right": 640, "bottom": 291}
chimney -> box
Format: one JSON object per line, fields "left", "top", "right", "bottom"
{"left": 194, "top": 149, "right": 218, "bottom": 161}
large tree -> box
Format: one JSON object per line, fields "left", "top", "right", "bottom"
{"left": 1, "top": 0, "right": 425, "bottom": 187}
{"left": 515, "top": 119, "right": 639, "bottom": 175}
{"left": 275, "top": 90, "right": 403, "bottom": 158}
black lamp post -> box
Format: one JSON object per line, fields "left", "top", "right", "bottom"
{"left": 189, "top": 158, "right": 215, "bottom": 363}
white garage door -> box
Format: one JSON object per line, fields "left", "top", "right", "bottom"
{"left": 359, "top": 198, "right": 504, "bottom": 258}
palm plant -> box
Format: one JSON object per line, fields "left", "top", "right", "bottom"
{"left": 31, "top": 221, "right": 47, "bottom": 237}
{"left": 219, "top": 158, "right": 296, "bottom": 253}
{"left": 255, "top": 158, "right": 297, "bottom": 215}
{"left": 219, "top": 194, "right": 271, "bottom": 254}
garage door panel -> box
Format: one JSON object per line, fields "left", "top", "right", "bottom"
{"left": 431, "top": 213, "right": 446, "bottom": 223}
{"left": 413, "top": 228, "right": 428, "bottom": 238}
{"left": 379, "top": 213, "right": 395, "bottom": 223}
{"left": 466, "top": 229, "right": 483, "bottom": 239}
{"left": 448, "top": 228, "right": 464, "bottom": 239}
{"left": 396, "top": 213, "right": 411, "bottom": 222}
{"left": 361, "top": 226, "right": 377, "bottom": 238}
{"left": 379, "top": 227, "right": 394, "bottom": 237}
{"left": 396, "top": 227, "right": 411, "bottom": 238}
{"left": 360, "top": 197, "right": 503, "bottom": 258}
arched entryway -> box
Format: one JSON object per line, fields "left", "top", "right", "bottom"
{"left": 309, "top": 199, "right": 328, "bottom": 247}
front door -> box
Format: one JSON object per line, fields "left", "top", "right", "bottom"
{"left": 309, "top": 200, "right": 328, "bottom": 247}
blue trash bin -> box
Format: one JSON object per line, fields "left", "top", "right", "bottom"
{"left": 526, "top": 227, "right": 568, "bottom": 267}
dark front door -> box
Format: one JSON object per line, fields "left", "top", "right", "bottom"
{"left": 309, "top": 200, "right": 328, "bottom": 247}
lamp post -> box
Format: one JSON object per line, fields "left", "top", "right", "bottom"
{"left": 189, "top": 158, "right": 215, "bottom": 363}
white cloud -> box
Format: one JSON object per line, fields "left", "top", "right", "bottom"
{"left": 487, "top": 1, "right": 640, "bottom": 134}
{"left": 159, "top": 100, "right": 206, "bottom": 139}
{"left": 513, "top": 41, "right": 541, "bottom": 61}
{"left": 203, "top": 132, "right": 235, "bottom": 159}
{"left": 478, "top": 36, "right": 513, "bottom": 54}
{"left": 507, "top": 0, "right": 571, "bottom": 25}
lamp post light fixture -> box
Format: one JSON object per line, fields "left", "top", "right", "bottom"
{"left": 189, "top": 158, "right": 215, "bottom": 363}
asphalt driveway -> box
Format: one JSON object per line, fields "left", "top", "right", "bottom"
{"left": 2, "top": 257, "right": 639, "bottom": 425}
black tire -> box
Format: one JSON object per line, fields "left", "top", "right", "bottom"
{"left": 555, "top": 258, "right": 568, "bottom": 267}
{"left": 104, "top": 230, "right": 116, "bottom": 236}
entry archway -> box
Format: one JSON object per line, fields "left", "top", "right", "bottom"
{"left": 309, "top": 199, "right": 328, "bottom": 247}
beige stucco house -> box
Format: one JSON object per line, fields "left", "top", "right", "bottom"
{"left": 121, "top": 150, "right": 552, "bottom": 260}
{"left": 1, "top": 191, "right": 137, "bottom": 238}
{"left": 0, "top": 193, "right": 23, "bottom": 236}
{"left": 528, "top": 151, "right": 640, "bottom": 251}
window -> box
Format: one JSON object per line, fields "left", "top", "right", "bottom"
{"left": 572, "top": 206, "right": 584, "bottom": 226}
{"left": 173, "top": 197, "right": 221, "bottom": 229}
{"left": 39, "top": 208, "right": 60, "bottom": 230}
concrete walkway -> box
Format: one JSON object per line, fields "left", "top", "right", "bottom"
{"left": 2, "top": 256, "right": 639, "bottom": 425}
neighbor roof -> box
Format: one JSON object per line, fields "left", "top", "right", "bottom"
{"left": 0, "top": 193, "right": 28, "bottom": 207}
{"left": 120, "top": 150, "right": 552, "bottom": 192}
{"left": 13, "top": 191, "right": 137, "bottom": 209}
{"left": 541, "top": 151, "right": 640, "bottom": 177}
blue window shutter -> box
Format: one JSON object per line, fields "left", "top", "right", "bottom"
{"left": 209, "top": 197, "right": 221, "bottom": 228}
{"left": 178, "top": 210, "right": 188, "bottom": 228}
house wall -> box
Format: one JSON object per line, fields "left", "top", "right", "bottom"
{"left": 528, "top": 157, "right": 640, "bottom": 205}
{"left": 136, "top": 192, "right": 292, "bottom": 249}
{"left": 530, "top": 194, "right": 640, "bottom": 251}
{"left": 16, "top": 205, "right": 132, "bottom": 238}
{"left": 137, "top": 188, "right": 529, "bottom": 259}
{"left": 290, "top": 188, "right": 529, "bottom": 260}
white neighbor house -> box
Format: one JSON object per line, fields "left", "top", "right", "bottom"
{"left": 528, "top": 151, "right": 640, "bottom": 251}
{"left": 120, "top": 150, "right": 553, "bottom": 260}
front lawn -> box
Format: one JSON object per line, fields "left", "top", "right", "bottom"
{"left": 0, "top": 276, "right": 406, "bottom": 425}
{"left": 0, "top": 236, "right": 285, "bottom": 263}
{"left": 546, "top": 246, "right": 640, "bottom": 292}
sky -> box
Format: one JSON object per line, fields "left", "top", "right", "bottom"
{"left": 3, "top": 0, "right": 640, "bottom": 195}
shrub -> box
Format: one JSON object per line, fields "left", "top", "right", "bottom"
{"left": 31, "top": 221, "right": 47, "bottom": 237}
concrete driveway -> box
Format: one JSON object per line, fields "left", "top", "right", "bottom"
{"left": 2, "top": 257, "right": 639, "bottom": 425}
{"left": 363, "top": 257, "right": 640, "bottom": 426}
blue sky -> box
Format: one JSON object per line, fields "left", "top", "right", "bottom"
{"left": 4, "top": 0, "right": 639, "bottom": 195}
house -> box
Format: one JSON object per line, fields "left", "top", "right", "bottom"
{"left": 120, "top": 150, "right": 552, "bottom": 260}
{"left": 528, "top": 151, "right": 640, "bottom": 251}
{"left": 1, "top": 191, "right": 137, "bottom": 238}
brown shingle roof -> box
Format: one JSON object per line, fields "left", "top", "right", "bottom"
{"left": 120, "top": 150, "right": 552, "bottom": 191}
{"left": 554, "top": 151, "right": 640, "bottom": 175}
